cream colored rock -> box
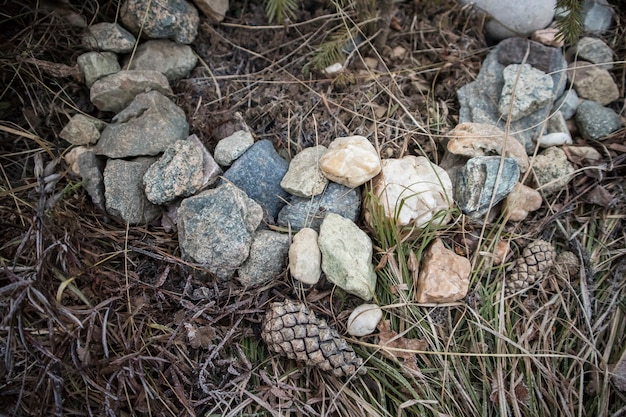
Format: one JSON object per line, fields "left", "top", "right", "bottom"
{"left": 64, "top": 146, "right": 90, "bottom": 175}
{"left": 447, "top": 123, "right": 529, "bottom": 173}
{"left": 503, "top": 183, "right": 542, "bottom": 222}
{"left": 531, "top": 28, "right": 564, "bottom": 47}
{"left": 416, "top": 239, "right": 471, "bottom": 304}
{"left": 191, "top": 0, "right": 228, "bottom": 21}
{"left": 280, "top": 145, "right": 328, "bottom": 197}
{"left": 347, "top": 304, "right": 383, "bottom": 337}
{"left": 319, "top": 136, "right": 381, "bottom": 187}
{"left": 370, "top": 156, "right": 453, "bottom": 227}
{"left": 289, "top": 228, "right": 322, "bottom": 285}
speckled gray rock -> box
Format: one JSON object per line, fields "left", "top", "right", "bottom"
{"left": 277, "top": 182, "right": 361, "bottom": 232}
{"left": 214, "top": 130, "right": 254, "bottom": 166}
{"left": 82, "top": 22, "right": 136, "bottom": 53}
{"left": 77, "top": 52, "right": 120, "bottom": 88}
{"left": 223, "top": 139, "right": 289, "bottom": 221}
{"left": 554, "top": 88, "right": 579, "bottom": 120}
{"left": 177, "top": 182, "right": 263, "bottom": 280}
{"left": 104, "top": 157, "right": 160, "bottom": 224}
{"left": 566, "top": 37, "right": 614, "bottom": 70}
{"left": 75, "top": 148, "right": 106, "bottom": 211}
{"left": 90, "top": 70, "right": 173, "bottom": 113}
{"left": 567, "top": 61, "right": 619, "bottom": 106}
{"left": 499, "top": 64, "right": 554, "bottom": 122}
{"left": 120, "top": 0, "right": 199, "bottom": 44}
{"left": 96, "top": 91, "right": 189, "bottom": 158}
{"left": 456, "top": 156, "right": 520, "bottom": 218}
{"left": 280, "top": 145, "right": 329, "bottom": 197}
{"left": 237, "top": 230, "right": 289, "bottom": 286}
{"left": 125, "top": 40, "right": 198, "bottom": 82}
{"left": 575, "top": 100, "right": 623, "bottom": 141}
{"left": 318, "top": 213, "right": 376, "bottom": 301}
{"left": 59, "top": 114, "right": 107, "bottom": 146}
{"left": 532, "top": 147, "right": 574, "bottom": 194}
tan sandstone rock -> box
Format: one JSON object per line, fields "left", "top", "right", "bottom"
{"left": 503, "top": 183, "right": 543, "bottom": 222}
{"left": 416, "top": 239, "right": 471, "bottom": 304}
{"left": 288, "top": 228, "right": 322, "bottom": 285}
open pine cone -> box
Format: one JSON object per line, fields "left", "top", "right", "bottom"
{"left": 261, "top": 300, "right": 366, "bottom": 377}
{"left": 506, "top": 239, "right": 556, "bottom": 294}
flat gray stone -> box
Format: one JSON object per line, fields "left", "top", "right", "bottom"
{"left": 59, "top": 114, "right": 106, "bottom": 146}
{"left": 96, "top": 91, "right": 189, "bottom": 158}
{"left": 583, "top": 0, "right": 614, "bottom": 34}
{"left": 90, "top": 70, "right": 172, "bottom": 113}
{"left": 237, "top": 230, "right": 289, "bottom": 286}
{"left": 554, "top": 88, "right": 579, "bottom": 120}
{"left": 125, "top": 40, "right": 198, "bottom": 82}
{"left": 567, "top": 37, "right": 614, "bottom": 70}
{"left": 499, "top": 64, "right": 554, "bottom": 121}
{"left": 120, "top": 0, "right": 199, "bottom": 44}
{"left": 214, "top": 130, "right": 254, "bottom": 166}
{"left": 82, "top": 22, "right": 136, "bottom": 53}
{"left": 575, "top": 100, "right": 623, "bottom": 140}
{"left": 77, "top": 52, "right": 120, "bottom": 88}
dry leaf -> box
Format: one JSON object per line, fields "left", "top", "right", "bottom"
{"left": 376, "top": 320, "right": 428, "bottom": 373}
{"left": 184, "top": 322, "right": 217, "bottom": 349}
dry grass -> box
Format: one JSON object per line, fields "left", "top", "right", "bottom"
{"left": 1, "top": 0, "right": 625, "bottom": 416}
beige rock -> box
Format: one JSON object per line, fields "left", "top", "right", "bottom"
{"left": 280, "top": 146, "right": 329, "bottom": 197}
{"left": 503, "top": 183, "right": 542, "bottom": 221}
{"left": 319, "top": 136, "right": 381, "bottom": 187}
{"left": 416, "top": 239, "right": 471, "bottom": 304}
{"left": 289, "top": 228, "right": 322, "bottom": 285}
{"left": 531, "top": 28, "right": 564, "bottom": 47}
{"left": 447, "top": 123, "right": 529, "bottom": 173}
{"left": 370, "top": 156, "right": 454, "bottom": 227}
{"left": 347, "top": 304, "right": 383, "bottom": 337}
{"left": 191, "top": 0, "right": 228, "bottom": 21}
{"left": 563, "top": 145, "right": 601, "bottom": 164}
{"left": 567, "top": 61, "right": 619, "bottom": 105}
{"left": 532, "top": 147, "right": 574, "bottom": 194}
{"left": 64, "top": 146, "right": 90, "bottom": 175}
{"left": 59, "top": 114, "right": 106, "bottom": 146}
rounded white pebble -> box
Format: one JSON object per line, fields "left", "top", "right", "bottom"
{"left": 539, "top": 132, "right": 572, "bottom": 148}
{"left": 347, "top": 304, "right": 383, "bottom": 337}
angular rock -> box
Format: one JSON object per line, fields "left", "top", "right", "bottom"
{"left": 416, "top": 239, "right": 471, "bottom": 304}
{"left": 65, "top": 147, "right": 106, "bottom": 210}
{"left": 120, "top": 0, "right": 199, "bottom": 44}
{"left": 177, "top": 182, "right": 263, "bottom": 279}
{"left": 214, "top": 130, "right": 254, "bottom": 166}
{"left": 238, "top": 230, "right": 289, "bottom": 286}
{"left": 447, "top": 122, "right": 529, "bottom": 172}
{"left": 582, "top": 0, "right": 614, "bottom": 34}
{"left": 370, "top": 156, "right": 454, "bottom": 227}
{"left": 456, "top": 156, "right": 520, "bottom": 218}
{"left": 125, "top": 40, "right": 198, "bottom": 82}
{"left": 223, "top": 139, "right": 289, "bottom": 221}
{"left": 59, "top": 114, "right": 106, "bottom": 146}
{"left": 531, "top": 147, "right": 574, "bottom": 194}
{"left": 499, "top": 64, "right": 554, "bottom": 122}
{"left": 280, "top": 145, "right": 329, "bottom": 197}
{"left": 554, "top": 89, "right": 579, "bottom": 120}
{"left": 547, "top": 111, "right": 570, "bottom": 135}
{"left": 77, "top": 52, "right": 120, "bottom": 88}
{"left": 531, "top": 28, "right": 563, "bottom": 47}
{"left": 288, "top": 228, "right": 322, "bottom": 285}
{"left": 318, "top": 213, "right": 377, "bottom": 301}
{"left": 567, "top": 37, "right": 614, "bottom": 70}
{"left": 191, "top": 0, "right": 229, "bottom": 21}
{"left": 503, "top": 183, "right": 542, "bottom": 221}
{"left": 347, "top": 304, "right": 383, "bottom": 337}
{"left": 90, "top": 70, "right": 172, "bottom": 113}
{"left": 82, "top": 22, "right": 136, "bottom": 53}
{"left": 575, "top": 100, "right": 623, "bottom": 140}
{"left": 567, "top": 61, "right": 619, "bottom": 105}
{"left": 104, "top": 157, "right": 160, "bottom": 224}
{"left": 277, "top": 182, "right": 360, "bottom": 232}
{"left": 96, "top": 91, "right": 189, "bottom": 158}
{"left": 563, "top": 145, "right": 601, "bottom": 164}
{"left": 319, "top": 136, "right": 381, "bottom": 187}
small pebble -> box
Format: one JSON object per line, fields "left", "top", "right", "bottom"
{"left": 347, "top": 304, "right": 383, "bottom": 337}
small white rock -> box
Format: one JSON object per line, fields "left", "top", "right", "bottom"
{"left": 347, "top": 304, "right": 383, "bottom": 337}
{"left": 324, "top": 62, "right": 344, "bottom": 76}
{"left": 539, "top": 132, "right": 573, "bottom": 148}
{"left": 289, "top": 228, "right": 322, "bottom": 285}
{"left": 319, "top": 135, "right": 381, "bottom": 188}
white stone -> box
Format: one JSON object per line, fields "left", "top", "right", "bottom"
{"left": 289, "top": 228, "right": 322, "bottom": 285}
{"left": 324, "top": 62, "right": 344, "bottom": 76}
{"left": 347, "top": 304, "right": 383, "bottom": 337}
{"left": 319, "top": 135, "right": 381, "bottom": 188}
{"left": 539, "top": 132, "right": 573, "bottom": 148}
{"left": 371, "top": 156, "right": 454, "bottom": 227}
{"left": 214, "top": 130, "right": 254, "bottom": 166}
{"left": 280, "top": 146, "right": 329, "bottom": 197}
{"left": 416, "top": 239, "right": 471, "bottom": 304}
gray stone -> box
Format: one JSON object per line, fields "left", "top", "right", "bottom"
{"left": 567, "top": 61, "right": 619, "bottom": 105}
{"left": 456, "top": 156, "right": 520, "bottom": 218}
{"left": 499, "top": 64, "right": 554, "bottom": 122}
{"left": 125, "top": 40, "right": 198, "bottom": 82}
{"left": 77, "top": 52, "right": 120, "bottom": 88}
{"left": 554, "top": 89, "right": 579, "bottom": 120}
{"left": 575, "top": 100, "right": 623, "bottom": 141}
{"left": 567, "top": 37, "right": 614, "bottom": 70}
{"left": 280, "top": 145, "right": 329, "bottom": 197}
{"left": 214, "top": 130, "right": 254, "bottom": 166}
{"left": 583, "top": 0, "right": 614, "bottom": 34}
{"left": 76, "top": 148, "right": 106, "bottom": 211}
{"left": 223, "top": 139, "right": 289, "bottom": 221}
{"left": 104, "top": 157, "right": 160, "bottom": 224}
{"left": 288, "top": 228, "right": 322, "bottom": 285}
{"left": 191, "top": 0, "right": 229, "bottom": 21}
{"left": 82, "top": 22, "right": 136, "bottom": 53}
{"left": 177, "top": 182, "right": 263, "bottom": 279}
{"left": 547, "top": 111, "right": 570, "bottom": 135}
{"left": 237, "top": 230, "right": 289, "bottom": 286}
{"left": 532, "top": 147, "right": 574, "bottom": 194}
{"left": 59, "top": 114, "right": 106, "bottom": 146}
{"left": 318, "top": 213, "right": 377, "bottom": 301}
{"left": 277, "top": 182, "right": 361, "bottom": 232}
{"left": 96, "top": 91, "right": 189, "bottom": 158}
{"left": 120, "top": 0, "right": 199, "bottom": 44}
{"left": 90, "top": 70, "right": 173, "bottom": 113}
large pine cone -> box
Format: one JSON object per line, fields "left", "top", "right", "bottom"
{"left": 506, "top": 239, "right": 556, "bottom": 294}
{"left": 261, "top": 300, "right": 366, "bottom": 377}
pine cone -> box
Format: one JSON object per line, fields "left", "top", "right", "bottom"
{"left": 261, "top": 300, "right": 366, "bottom": 377}
{"left": 506, "top": 239, "right": 556, "bottom": 294}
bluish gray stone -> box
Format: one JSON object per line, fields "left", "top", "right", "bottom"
{"left": 223, "top": 139, "right": 289, "bottom": 221}
{"left": 277, "top": 182, "right": 361, "bottom": 232}
{"left": 237, "top": 230, "right": 289, "bottom": 286}
{"left": 499, "top": 64, "right": 553, "bottom": 121}
{"left": 582, "top": 0, "right": 614, "bottom": 34}
{"left": 120, "top": 0, "right": 199, "bottom": 44}
{"left": 575, "top": 100, "right": 623, "bottom": 140}
{"left": 456, "top": 156, "right": 520, "bottom": 218}
{"left": 554, "top": 88, "right": 579, "bottom": 120}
